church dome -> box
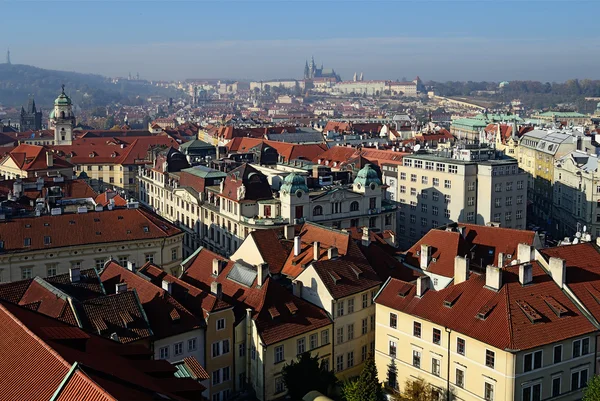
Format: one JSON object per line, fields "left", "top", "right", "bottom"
{"left": 54, "top": 86, "right": 72, "bottom": 106}
{"left": 281, "top": 173, "right": 308, "bottom": 195}
{"left": 354, "top": 164, "right": 382, "bottom": 188}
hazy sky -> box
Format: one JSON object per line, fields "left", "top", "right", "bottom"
{"left": 2, "top": 0, "right": 600, "bottom": 82}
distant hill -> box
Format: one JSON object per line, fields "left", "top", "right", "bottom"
{"left": 0, "top": 64, "right": 181, "bottom": 110}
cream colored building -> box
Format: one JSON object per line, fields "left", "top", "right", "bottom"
{"left": 374, "top": 253, "right": 598, "bottom": 401}
{"left": 397, "top": 154, "right": 527, "bottom": 248}
{"left": 0, "top": 206, "right": 184, "bottom": 283}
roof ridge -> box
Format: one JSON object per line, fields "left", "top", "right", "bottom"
{"left": 503, "top": 277, "right": 515, "bottom": 350}
{"left": 0, "top": 302, "right": 72, "bottom": 370}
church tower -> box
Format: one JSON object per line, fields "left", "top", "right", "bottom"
{"left": 6, "top": 48, "right": 10, "bottom": 65}
{"left": 51, "top": 85, "right": 75, "bottom": 145}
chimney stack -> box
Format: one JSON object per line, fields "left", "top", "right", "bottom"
{"left": 485, "top": 265, "right": 502, "bottom": 291}
{"left": 519, "top": 263, "right": 533, "bottom": 286}
{"left": 420, "top": 244, "right": 431, "bottom": 270}
{"left": 292, "top": 280, "right": 303, "bottom": 298}
{"left": 70, "top": 267, "right": 81, "bottom": 283}
{"left": 126, "top": 261, "right": 136, "bottom": 272}
{"left": 549, "top": 257, "right": 566, "bottom": 288}
{"left": 497, "top": 252, "right": 504, "bottom": 268}
{"left": 46, "top": 151, "right": 54, "bottom": 168}
{"left": 362, "top": 227, "right": 371, "bottom": 247}
{"left": 294, "top": 236, "right": 301, "bottom": 256}
{"left": 313, "top": 241, "right": 320, "bottom": 261}
{"left": 162, "top": 279, "right": 172, "bottom": 294}
{"left": 517, "top": 243, "right": 533, "bottom": 263}
{"left": 416, "top": 276, "right": 429, "bottom": 297}
{"left": 454, "top": 256, "right": 469, "bottom": 284}
{"left": 211, "top": 281, "right": 223, "bottom": 300}
{"left": 284, "top": 225, "right": 295, "bottom": 240}
{"left": 257, "top": 263, "right": 269, "bottom": 287}
{"left": 212, "top": 258, "right": 224, "bottom": 276}
{"left": 116, "top": 283, "right": 128, "bottom": 294}
{"left": 327, "top": 246, "right": 338, "bottom": 260}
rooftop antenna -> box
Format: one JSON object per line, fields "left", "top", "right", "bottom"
{"left": 6, "top": 48, "right": 10, "bottom": 65}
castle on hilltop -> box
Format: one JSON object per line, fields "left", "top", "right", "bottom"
{"left": 303, "top": 57, "right": 341, "bottom": 81}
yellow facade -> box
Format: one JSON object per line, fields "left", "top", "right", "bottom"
{"left": 205, "top": 307, "right": 236, "bottom": 401}
{"left": 374, "top": 302, "right": 595, "bottom": 401}
{"left": 74, "top": 163, "right": 138, "bottom": 196}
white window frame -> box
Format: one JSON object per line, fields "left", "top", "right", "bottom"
{"left": 216, "top": 318, "right": 226, "bottom": 331}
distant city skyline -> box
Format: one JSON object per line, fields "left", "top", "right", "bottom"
{"left": 2, "top": 1, "right": 599, "bottom": 82}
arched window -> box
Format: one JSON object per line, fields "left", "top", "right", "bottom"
{"left": 60, "top": 111, "right": 65, "bottom": 119}
{"left": 350, "top": 201, "right": 360, "bottom": 212}
{"left": 313, "top": 205, "right": 323, "bottom": 216}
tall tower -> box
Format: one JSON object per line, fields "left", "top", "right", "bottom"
{"left": 51, "top": 85, "right": 75, "bottom": 145}
{"left": 6, "top": 48, "right": 10, "bottom": 65}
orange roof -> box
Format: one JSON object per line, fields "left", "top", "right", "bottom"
{"left": 227, "top": 137, "right": 327, "bottom": 162}
{"left": 4, "top": 144, "right": 72, "bottom": 171}
{"left": 376, "top": 263, "right": 597, "bottom": 351}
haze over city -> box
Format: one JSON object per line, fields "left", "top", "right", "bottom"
{"left": 2, "top": 0, "right": 600, "bottom": 81}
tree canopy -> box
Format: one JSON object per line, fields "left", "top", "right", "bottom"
{"left": 583, "top": 374, "right": 600, "bottom": 401}
{"left": 281, "top": 352, "right": 337, "bottom": 400}
{"left": 343, "top": 356, "right": 385, "bottom": 401}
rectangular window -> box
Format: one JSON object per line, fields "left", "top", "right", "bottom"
{"left": 524, "top": 350, "right": 543, "bottom": 372}
{"left": 495, "top": 198, "right": 501, "bottom": 208}
{"left": 347, "top": 351, "right": 354, "bottom": 368}
{"left": 421, "top": 176, "right": 428, "bottom": 184}
{"left": 486, "top": 349, "right": 495, "bottom": 369}
{"left": 389, "top": 341, "right": 397, "bottom": 358}
{"left": 484, "top": 382, "right": 494, "bottom": 401}
{"left": 238, "top": 343, "right": 245, "bottom": 357}
{"left": 412, "top": 350, "right": 421, "bottom": 368}
{"left": 337, "top": 327, "right": 344, "bottom": 345}
{"left": 433, "top": 178, "right": 439, "bottom": 187}
{"left": 362, "top": 293, "right": 368, "bottom": 308}
{"left": 432, "top": 206, "right": 438, "bottom": 216}
{"left": 222, "top": 366, "right": 230, "bottom": 382}
{"left": 21, "top": 267, "right": 32, "bottom": 280}
{"left": 468, "top": 182, "right": 475, "bottom": 191}
{"left": 432, "top": 358, "right": 440, "bottom": 376}
{"left": 297, "top": 337, "right": 305, "bottom": 354}
{"left": 433, "top": 328, "right": 441, "bottom": 345}
{"left": 522, "top": 383, "right": 541, "bottom": 401}
{"left": 275, "top": 345, "right": 284, "bottom": 363}
{"left": 444, "top": 179, "right": 451, "bottom": 189}
{"left": 552, "top": 376, "right": 561, "bottom": 397}
{"left": 321, "top": 329, "right": 329, "bottom": 345}
{"left": 217, "top": 318, "right": 225, "bottom": 331}
{"left": 553, "top": 345, "right": 562, "bottom": 364}
{"left": 174, "top": 342, "right": 183, "bottom": 356}
{"left": 336, "top": 355, "right": 344, "bottom": 372}
{"left": 275, "top": 377, "right": 286, "bottom": 394}
{"left": 212, "top": 370, "right": 221, "bottom": 385}
{"left": 413, "top": 322, "right": 421, "bottom": 338}
{"left": 456, "top": 368, "right": 464, "bottom": 388}
{"left": 46, "top": 264, "right": 58, "bottom": 277}
{"left": 400, "top": 172, "right": 406, "bottom": 180}
{"left": 572, "top": 369, "right": 588, "bottom": 390}
{"left": 222, "top": 339, "right": 230, "bottom": 354}
{"left": 449, "top": 165, "right": 458, "bottom": 174}
{"left": 251, "top": 345, "right": 256, "bottom": 360}
{"left": 159, "top": 346, "right": 169, "bottom": 359}
{"left": 347, "top": 324, "right": 354, "bottom": 341}
{"left": 212, "top": 342, "right": 221, "bottom": 357}
{"left": 337, "top": 301, "right": 344, "bottom": 317}
{"left": 457, "top": 338, "right": 465, "bottom": 355}
{"left": 362, "top": 318, "right": 368, "bottom": 335}
{"left": 347, "top": 298, "right": 354, "bottom": 314}
{"left": 411, "top": 174, "right": 417, "bottom": 182}
{"left": 573, "top": 338, "right": 590, "bottom": 357}
{"left": 145, "top": 253, "right": 154, "bottom": 263}
{"left": 310, "top": 334, "right": 318, "bottom": 350}
{"left": 370, "top": 314, "right": 375, "bottom": 331}
{"left": 389, "top": 313, "right": 397, "bottom": 329}
{"left": 362, "top": 344, "right": 368, "bottom": 362}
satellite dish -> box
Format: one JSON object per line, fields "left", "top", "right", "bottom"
{"left": 576, "top": 232, "right": 582, "bottom": 238}
{"left": 573, "top": 238, "right": 580, "bottom": 244}
{"left": 414, "top": 144, "right": 421, "bottom": 152}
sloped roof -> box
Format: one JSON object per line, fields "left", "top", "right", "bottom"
{"left": 376, "top": 262, "right": 597, "bottom": 351}
{"left": 4, "top": 144, "right": 72, "bottom": 171}
{"left": 220, "top": 163, "right": 272, "bottom": 201}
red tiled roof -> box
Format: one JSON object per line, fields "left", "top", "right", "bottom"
{"left": 183, "top": 357, "right": 210, "bottom": 380}
{"left": 100, "top": 261, "right": 204, "bottom": 339}
{"left": 94, "top": 190, "right": 127, "bottom": 207}
{"left": 4, "top": 144, "right": 72, "bottom": 171}
{"left": 376, "top": 262, "right": 597, "bottom": 351}
{"left": 55, "top": 370, "right": 116, "bottom": 401}
{"left": 249, "top": 228, "right": 293, "bottom": 274}
{"left": 181, "top": 248, "right": 331, "bottom": 344}
{"left": 0, "top": 207, "right": 181, "bottom": 253}
{"left": 404, "top": 224, "right": 538, "bottom": 277}
{"left": 227, "top": 137, "right": 327, "bottom": 162}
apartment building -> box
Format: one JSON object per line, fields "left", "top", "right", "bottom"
{"left": 138, "top": 262, "right": 235, "bottom": 401}
{"left": 518, "top": 130, "right": 578, "bottom": 229}
{"left": 180, "top": 247, "right": 333, "bottom": 401}
{"left": 374, "top": 254, "right": 597, "bottom": 401}
{"left": 396, "top": 154, "right": 527, "bottom": 248}
{"left": 0, "top": 144, "right": 74, "bottom": 179}
{"left": 553, "top": 151, "right": 600, "bottom": 239}
{"left": 0, "top": 205, "right": 184, "bottom": 283}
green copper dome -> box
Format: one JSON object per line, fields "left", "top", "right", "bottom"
{"left": 54, "top": 85, "right": 72, "bottom": 106}
{"left": 354, "top": 164, "right": 382, "bottom": 188}
{"left": 281, "top": 173, "right": 308, "bottom": 194}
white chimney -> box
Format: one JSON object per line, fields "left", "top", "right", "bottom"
{"left": 497, "top": 252, "right": 504, "bottom": 268}
{"left": 485, "top": 265, "right": 502, "bottom": 291}
{"left": 211, "top": 281, "right": 223, "bottom": 300}
{"left": 549, "top": 257, "right": 566, "bottom": 288}
{"left": 284, "top": 225, "right": 295, "bottom": 240}
{"left": 212, "top": 259, "right": 223, "bottom": 276}
{"left": 515, "top": 260, "right": 533, "bottom": 284}
{"left": 454, "top": 256, "right": 469, "bottom": 284}
{"left": 416, "top": 276, "right": 429, "bottom": 297}
{"left": 328, "top": 246, "right": 338, "bottom": 260}
{"left": 46, "top": 151, "right": 54, "bottom": 167}
{"left": 313, "top": 241, "right": 320, "bottom": 261}
{"left": 420, "top": 244, "right": 431, "bottom": 270}
{"left": 70, "top": 267, "right": 81, "bottom": 283}
{"left": 126, "top": 261, "right": 136, "bottom": 272}
{"left": 293, "top": 280, "right": 303, "bottom": 298}
{"left": 162, "top": 279, "right": 172, "bottom": 294}
{"left": 294, "top": 236, "right": 301, "bottom": 256}
{"left": 257, "top": 263, "right": 269, "bottom": 287}
{"left": 362, "top": 227, "right": 371, "bottom": 247}
{"left": 517, "top": 243, "right": 533, "bottom": 263}
{"left": 116, "top": 283, "right": 128, "bottom": 294}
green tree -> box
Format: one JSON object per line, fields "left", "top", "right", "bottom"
{"left": 583, "top": 374, "right": 600, "bottom": 401}
{"left": 343, "top": 356, "right": 384, "bottom": 401}
{"left": 281, "top": 352, "right": 337, "bottom": 400}
{"left": 386, "top": 358, "right": 398, "bottom": 391}
{"left": 393, "top": 377, "right": 432, "bottom": 401}
{"left": 104, "top": 115, "right": 115, "bottom": 129}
